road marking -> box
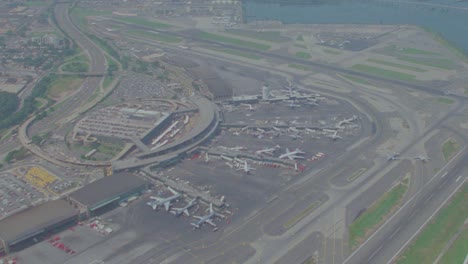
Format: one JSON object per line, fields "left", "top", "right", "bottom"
{"left": 385, "top": 176, "right": 467, "bottom": 264}
{"left": 456, "top": 176, "right": 462, "bottom": 182}
{"left": 389, "top": 226, "right": 401, "bottom": 240}
{"left": 441, "top": 172, "right": 448, "bottom": 178}
{"left": 367, "top": 245, "right": 383, "bottom": 262}
{"left": 343, "top": 146, "right": 466, "bottom": 264}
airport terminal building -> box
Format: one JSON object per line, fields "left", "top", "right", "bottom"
{"left": 67, "top": 172, "right": 148, "bottom": 218}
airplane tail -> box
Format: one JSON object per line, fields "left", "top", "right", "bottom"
{"left": 190, "top": 223, "right": 200, "bottom": 229}
{"left": 184, "top": 209, "right": 190, "bottom": 216}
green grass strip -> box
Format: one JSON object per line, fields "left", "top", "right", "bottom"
{"left": 442, "top": 139, "right": 460, "bottom": 161}
{"left": 211, "top": 48, "right": 261, "bottom": 60}
{"left": 351, "top": 64, "right": 416, "bottom": 81}
{"left": 295, "top": 51, "right": 311, "bottom": 59}
{"left": 396, "top": 56, "right": 458, "bottom": 70}
{"left": 397, "top": 184, "right": 467, "bottom": 264}
{"left": 288, "top": 64, "right": 310, "bottom": 71}
{"left": 439, "top": 227, "right": 468, "bottom": 264}
{"left": 349, "top": 183, "right": 408, "bottom": 249}
{"left": 198, "top": 31, "right": 271, "bottom": 51}
{"left": 126, "top": 29, "right": 182, "bottom": 43}
{"left": 342, "top": 75, "right": 371, "bottom": 85}
{"left": 115, "top": 17, "right": 171, "bottom": 29}
{"left": 437, "top": 97, "right": 455, "bottom": 105}
{"left": 367, "top": 58, "right": 426, "bottom": 72}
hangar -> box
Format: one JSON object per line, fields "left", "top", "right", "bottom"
{"left": 0, "top": 199, "right": 78, "bottom": 254}
{"left": 67, "top": 172, "right": 148, "bottom": 218}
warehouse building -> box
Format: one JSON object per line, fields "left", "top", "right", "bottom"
{"left": 67, "top": 172, "right": 148, "bottom": 218}
{"left": 0, "top": 199, "right": 79, "bottom": 254}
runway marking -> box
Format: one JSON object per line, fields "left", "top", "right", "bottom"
{"left": 423, "top": 193, "right": 435, "bottom": 205}
{"left": 456, "top": 176, "right": 462, "bottom": 182}
{"left": 385, "top": 176, "right": 467, "bottom": 264}
{"left": 367, "top": 245, "right": 383, "bottom": 262}
{"left": 389, "top": 226, "right": 401, "bottom": 240}
{"left": 344, "top": 147, "right": 466, "bottom": 264}
{"left": 441, "top": 172, "right": 448, "bottom": 178}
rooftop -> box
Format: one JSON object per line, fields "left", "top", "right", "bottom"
{"left": 68, "top": 172, "right": 147, "bottom": 208}
{"left": 0, "top": 199, "right": 78, "bottom": 244}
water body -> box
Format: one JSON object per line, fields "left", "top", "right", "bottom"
{"left": 243, "top": 0, "right": 468, "bottom": 54}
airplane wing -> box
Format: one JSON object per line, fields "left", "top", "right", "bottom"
{"left": 193, "top": 216, "right": 202, "bottom": 220}
{"left": 184, "top": 209, "right": 190, "bottom": 216}
{"left": 205, "top": 220, "right": 216, "bottom": 227}
{"left": 168, "top": 187, "right": 179, "bottom": 195}
{"left": 287, "top": 155, "right": 294, "bottom": 160}
{"left": 164, "top": 202, "right": 170, "bottom": 211}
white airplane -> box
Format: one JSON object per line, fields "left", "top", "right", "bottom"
{"left": 255, "top": 145, "right": 280, "bottom": 156}
{"left": 414, "top": 155, "right": 430, "bottom": 162}
{"left": 306, "top": 99, "right": 319, "bottom": 106}
{"left": 326, "top": 130, "right": 342, "bottom": 140}
{"left": 191, "top": 203, "right": 224, "bottom": 229}
{"left": 241, "top": 103, "right": 256, "bottom": 111}
{"left": 147, "top": 187, "right": 181, "bottom": 211}
{"left": 220, "top": 155, "right": 233, "bottom": 162}
{"left": 337, "top": 115, "right": 357, "bottom": 128}
{"left": 282, "top": 82, "right": 297, "bottom": 97}
{"left": 288, "top": 127, "right": 299, "bottom": 133}
{"left": 272, "top": 126, "right": 282, "bottom": 132}
{"left": 257, "top": 128, "right": 266, "bottom": 133}
{"left": 221, "top": 146, "right": 247, "bottom": 151}
{"left": 233, "top": 131, "right": 241, "bottom": 136}
{"left": 287, "top": 101, "right": 301, "bottom": 109}
{"left": 170, "top": 198, "right": 196, "bottom": 217}
{"left": 279, "top": 148, "right": 305, "bottom": 160}
{"left": 387, "top": 152, "right": 401, "bottom": 161}
{"left": 204, "top": 153, "right": 210, "bottom": 162}
{"left": 289, "top": 134, "right": 303, "bottom": 140}
{"left": 237, "top": 160, "right": 256, "bottom": 174}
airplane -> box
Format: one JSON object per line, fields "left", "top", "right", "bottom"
{"left": 289, "top": 134, "right": 303, "bottom": 140}
{"left": 170, "top": 198, "right": 197, "bottom": 217}
{"left": 191, "top": 203, "right": 224, "bottom": 229}
{"left": 237, "top": 160, "right": 256, "bottom": 174}
{"left": 306, "top": 99, "right": 319, "bottom": 106}
{"left": 220, "top": 155, "right": 233, "bottom": 162}
{"left": 325, "top": 130, "right": 342, "bottom": 140}
{"left": 337, "top": 115, "right": 357, "bottom": 128}
{"left": 414, "top": 155, "right": 430, "bottom": 162}
{"left": 279, "top": 148, "right": 305, "bottom": 160}
{"left": 255, "top": 145, "right": 280, "bottom": 156}
{"left": 147, "top": 187, "right": 181, "bottom": 211}
{"left": 288, "top": 127, "right": 299, "bottom": 133}
{"left": 272, "top": 126, "right": 282, "bottom": 132}
{"left": 221, "top": 146, "right": 247, "bottom": 151}
{"left": 241, "top": 103, "right": 256, "bottom": 111}
{"left": 285, "top": 100, "right": 301, "bottom": 109}
{"left": 233, "top": 131, "right": 241, "bottom": 136}
{"left": 387, "top": 152, "right": 401, "bottom": 161}
{"left": 204, "top": 153, "right": 210, "bottom": 162}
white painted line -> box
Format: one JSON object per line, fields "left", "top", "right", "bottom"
{"left": 386, "top": 176, "right": 467, "bottom": 264}
{"left": 367, "top": 245, "right": 383, "bottom": 262}
{"left": 343, "top": 147, "right": 466, "bottom": 264}
{"left": 389, "top": 226, "right": 401, "bottom": 240}
{"left": 456, "top": 176, "right": 462, "bottom": 182}
{"left": 441, "top": 172, "right": 448, "bottom": 178}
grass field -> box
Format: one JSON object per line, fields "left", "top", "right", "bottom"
{"left": 102, "top": 76, "right": 114, "bottom": 89}
{"left": 126, "top": 29, "right": 182, "bottom": 43}
{"left": 114, "top": 17, "right": 171, "bottom": 29}
{"left": 211, "top": 48, "right": 262, "bottom": 60}
{"left": 71, "top": 8, "right": 112, "bottom": 28}
{"left": 47, "top": 76, "right": 84, "bottom": 100}
{"left": 385, "top": 45, "right": 438, "bottom": 56}
{"left": 225, "top": 30, "right": 286, "bottom": 42}
{"left": 349, "top": 183, "right": 408, "bottom": 249}
{"left": 396, "top": 56, "right": 458, "bottom": 70}
{"left": 367, "top": 58, "right": 426, "bottom": 72}
{"left": 288, "top": 64, "right": 310, "bottom": 71}
{"left": 323, "top": 49, "right": 343, "bottom": 55}
{"left": 198, "top": 31, "right": 271, "bottom": 51}
{"left": 342, "top": 74, "right": 371, "bottom": 85}
{"left": 442, "top": 139, "right": 460, "bottom": 161}
{"left": 295, "top": 51, "right": 311, "bottom": 59}
{"left": 439, "top": 227, "right": 468, "bottom": 264}
{"left": 283, "top": 201, "right": 321, "bottom": 229}
{"left": 351, "top": 64, "right": 416, "bottom": 81}
{"left": 294, "top": 44, "right": 308, "bottom": 49}
{"left": 297, "top": 35, "right": 304, "bottom": 42}
{"left": 24, "top": 1, "right": 48, "bottom": 7}
{"left": 62, "top": 61, "right": 89, "bottom": 73}
{"left": 437, "top": 97, "right": 455, "bottom": 105}
{"left": 397, "top": 184, "right": 467, "bottom": 264}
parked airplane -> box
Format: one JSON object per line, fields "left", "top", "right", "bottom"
{"left": 288, "top": 127, "right": 299, "bottom": 133}
{"left": 170, "top": 198, "right": 197, "bottom": 217}
{"left": 414, "top": 155, "right": 430, "bottom": 162}
{"left": 147, "top": 187, "right": 181, "bottom": 211}
{"left": 255, "top": 145, "right": 280, "bottom": 156}
{"left": 241, "top": 103, "right": 256, "bottom": 111}
{"left": 279, "top": 148, "right": 305, "bottom": 160}
{"left": 204, "top": 153, "right": 210, "bottom": 163}
{"left": 272, "top": 126, "right": 282, "bottom": 132}
{"left": 337, "top": 115, "right": 357, "bottom": 128}
{"left": 387, "top": 152, "right": 401, "bottom": 161}
{"left": 289, "top": 134, "right": 303, "bottom": 140}
{"left": 191, "top": 203, "right": 223, "bottom": 229}
{"left": 326, "top": 130, "right": 342, "bottom": 140}
{"left": 237, "top": 160, "right": 256, "bottom": 174}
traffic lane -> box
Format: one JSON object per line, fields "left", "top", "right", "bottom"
{"left": 371, "top": 167, "right": 467, "bottom": 264}
{"left": 273, "top": 232, "right": 323, "bottom": 264}
{"left": 343, "top": 150, "right": 467, "bottom": 264}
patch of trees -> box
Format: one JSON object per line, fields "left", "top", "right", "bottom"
{"left": 4, "top": 147, "right": 29, "bottom": 164}
{"left": 0, "top": 75, "right": 54, "bottom": 129}
{"left": 0, "top": 92, "right": 19, "bottom": 121}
